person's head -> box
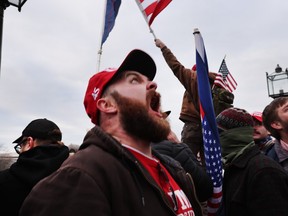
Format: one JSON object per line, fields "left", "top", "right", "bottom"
{"left": 84, "top": 49, "right": 170, "bottom": 143}
{"left": 216, "top": 107, "right": 254, "bottom": 133}
{"left": 192, "top": 64, "right": 216, "bottom": 86}
{"left": 67, "top": 144, "right": 79, "bottom": 156}
{"left": 13, "top": 118, "right": 62, "bottom": 154}
{"left": 262, "top": 97, "right": 288, "bottom": 140}
{"left": 251, "top": 111, "right": 270, "bottom": 141}
{"left": 192, "top": 64, "right": 197, "bottom": 71}
{"left": 216, "top": 107, "right": 254, "bottom": 158}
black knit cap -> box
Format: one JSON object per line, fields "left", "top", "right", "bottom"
{"left": 216, "top": 107, "right": 253, "bottom": 131}
{"left": 13, "top": 118, "right": 62, "bottom": 143}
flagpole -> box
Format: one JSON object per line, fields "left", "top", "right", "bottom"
{"left": 134, "top": 0, "right": 157, "bottom": 40}
{"left": 97, "top": 0, "right": 108, "bottom": 73}
{"left": 149, "top": 26, "right": 156, "bottom": 40}
{"left": 194, "top": 28, "right": 223, "bottom": 215}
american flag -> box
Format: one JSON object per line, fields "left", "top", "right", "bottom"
{"left": 214, "top": 58, "right": 237, "bottom": 92}
{"left": 194, "top": 28, "right": 223, "bottom": 216}
{"left": 101, "top": 0, "right": 122, "bottom": 45}
{"left": 135, "top": 0, "right": 172, "bottom": 25}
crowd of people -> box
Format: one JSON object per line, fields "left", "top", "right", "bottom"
{"left": 1, "top": 41, "right": 288, "bottom": 216}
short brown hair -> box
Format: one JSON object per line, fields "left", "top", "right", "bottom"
{"left": 262, "top": 97, "right": 288, "bottom": 140}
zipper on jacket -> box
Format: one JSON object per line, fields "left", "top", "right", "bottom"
{"left": 185, "top": 172, "right": 203, "bottom": 216}
{"left": 157, "top": 163, "right": 178, "bottom": 212}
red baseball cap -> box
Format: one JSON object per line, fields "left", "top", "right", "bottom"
{"left": 84, "top": 49, "right": 157, "bottom": 125}
{"left": 251, "top": 111, "right": 263, "bottom": 123}
{"left": 192, "top": 64, "right": 196, "bottom": 71}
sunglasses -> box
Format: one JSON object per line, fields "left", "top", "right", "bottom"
{"left": 14, "top": 138, "right": 28, "bottom": 154}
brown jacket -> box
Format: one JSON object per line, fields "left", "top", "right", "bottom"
{"left": 160, "top": 46, "right": 217, "bottom": 123}
{"left": 20, "top": 126, "right": 203, "bottom": 216}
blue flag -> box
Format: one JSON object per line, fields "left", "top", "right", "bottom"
{"left": 102, "top": 0, "right": 121, "bottom": 45}
{"left": 194, "top": 28, "right": 223, "bottom": 215}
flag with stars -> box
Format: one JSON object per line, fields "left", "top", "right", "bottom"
{"left": 194, "top": 28, "right": 223, "bottom": 215}
{"left": 214, "top": 58, "right": 237, "bottom": 92}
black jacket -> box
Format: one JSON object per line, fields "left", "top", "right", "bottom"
{"left": 0, "top": 144, "right": 69, "bottom": 216}
{"left": 218, "top": 146, "right": 288, "bottom": 216}
{"left": 151, "top": 141, "right": 213, "bottom": 201}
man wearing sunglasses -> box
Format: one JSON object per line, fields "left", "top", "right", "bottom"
{"left": 0, "top": 118, "right": 69, "bottom": 216}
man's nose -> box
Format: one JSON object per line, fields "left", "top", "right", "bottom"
{"left": 147, "top": 81, "right": 157, "bottom": 90}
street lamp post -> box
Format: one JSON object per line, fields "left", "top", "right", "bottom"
{"left": 266, "top": 64, "right": 288, "bottom": 98}
{"left": 0, "top": 0, "right": 28, "bottom": 73}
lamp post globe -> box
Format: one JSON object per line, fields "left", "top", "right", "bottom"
{"left": 266, "top": 64, "right": 288, "bottom": 99}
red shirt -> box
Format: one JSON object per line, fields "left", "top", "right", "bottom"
{"left": 124, "top": 145, "right": 195, "bottom": 216}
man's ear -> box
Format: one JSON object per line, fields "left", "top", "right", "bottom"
{"left": 25, "top": 137, "right": 36, "bottom": 151}
{"left": 97, "top": 97, "right": 117, "bottom": 114}
{"left": 271, "top": 121, "right": 282, "bottom": 130}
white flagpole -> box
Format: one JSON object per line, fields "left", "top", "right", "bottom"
{"left": 134, "top": 0, "right": 157, "bottom": 40}
{"left": 97, "top": 0, "right": 108, "bottom": 73}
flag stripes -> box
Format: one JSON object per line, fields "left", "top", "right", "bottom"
{"left": 135, "top": 0, "right": 172, "bottom": 25}
{"left": 139, "top": 0, "right": 157, "bottom": 18}
{"left": 207, "top": 186, "right": 223, "bottom": 213}
{"left": 214, "top": 73, "right": 227, "bottom": 90}
{"left": 225, "top": 73, "right": 237, "bottom": 92}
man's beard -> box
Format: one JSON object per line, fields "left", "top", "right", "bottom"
{"left": 111, "top": 91, "right": 170, "bottom": 143}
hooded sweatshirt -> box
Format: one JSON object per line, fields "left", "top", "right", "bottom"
{"left": 0, "top": 144, "right": 69, "bottom": 216}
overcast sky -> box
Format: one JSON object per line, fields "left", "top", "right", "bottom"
{"left": 1, "top": 0, "right": 288, "bottom": 153}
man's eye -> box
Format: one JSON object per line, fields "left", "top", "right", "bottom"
{"left": 130, "top": 78, "right": 139, "bottom": 84}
